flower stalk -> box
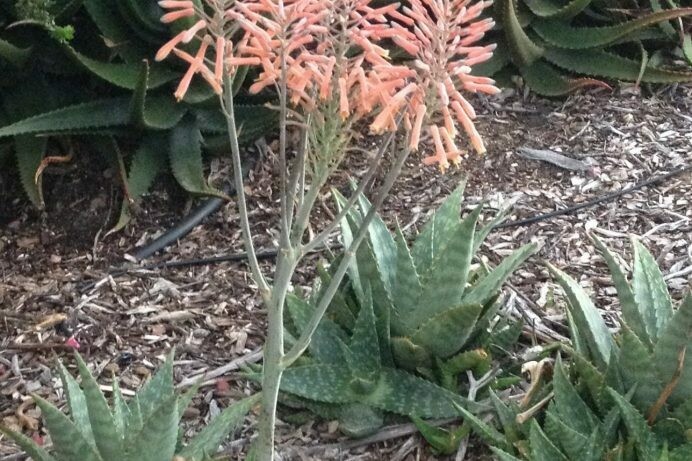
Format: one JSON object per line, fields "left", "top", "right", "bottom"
{"left": 156, "top": 1, "right": 499, "bottom": 458}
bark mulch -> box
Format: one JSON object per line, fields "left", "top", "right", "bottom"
{"left": 1, "top": 83, "right": 691, "bottom": 460}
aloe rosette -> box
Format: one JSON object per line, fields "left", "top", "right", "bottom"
{"left": 0, "top": 352, "right": 258, "bottom": 461}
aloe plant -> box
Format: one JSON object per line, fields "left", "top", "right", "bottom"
{"left": 458, "top": 237, "right": 692, "bottom": 460}
{"left": 0, "top": 352, "right": 259, "bottom": 461}
{"left": 473, "top": 0, "right": 692, "bottom": 95}
{"left": 0, "top": 1, "right": 276, "bottom": 230}
{"left": 272, "top": 185, "right": 535, "bottom": 437}
{"left": 336, "top": 183, "right": 537, "bottom": 382}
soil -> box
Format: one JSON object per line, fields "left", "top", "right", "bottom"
{"left": 1, "top": 83, "right": 691, "bottom": 460}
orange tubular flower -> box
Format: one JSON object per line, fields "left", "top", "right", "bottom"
{"left": 155, "top": 0, "right": 497, "bottom": 170}
{"left": 385, "top": 0, "right": 499, "bottom": 171}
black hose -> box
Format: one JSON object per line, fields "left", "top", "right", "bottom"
{"left": 130, "top": 149, "right": 258, "bottom": 261}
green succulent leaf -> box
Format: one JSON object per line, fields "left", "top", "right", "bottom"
{"left": 56, "top": 361, "right": 95, "bottom": 444}
{"left": 0, "top": 37, "right": 32, "bottom": 67}
{"left": 0, "top": 98, "right": 131, "bottom": 138}
{"left": 590, "top": 234, "right": 650, "bottom": 347}
{"left": 286, "top": 293, "right": 349, "bottom": 365}
{"left": 519, "top": 60, "right": 610, "bottom": 96}
{"left": 619, "top": 326, "right": 661, "bottom": 411}
{"left": 64, "top": 47, "right": 176, "bottom": 90}
{"left": 355, "top": 192, "right": 397, "bottom": 298}
{"left": 490, "top": 447, "right": 523, "bottom": 461}
{"left": 179, "top": 394, "right": 260, "bottom": 459}
{"left": 532, "top": 8, "right": 692, "bottom": 49}
{"left": 0, "top": 426, "right": 57, "bottom": 461}
{"left": 74, "top": 353, "right": 124, "bottom": 459}
{"left": 414, "top": 204, "right": 482, "bottom": 323}
{"left": 348, "top": 288, "right": 381, "bottom": 374}
{"left": 366, "top": 368, "right": 482, "bottom": 417}
{"left": 280, "top": 365, "right": 356, "bottom": 403}
{"left": 523, "top": 0, "right": 592, "bottom": 20}
{"left": 544, "top": 408, "right": 594, "bottom": 460}
{"left": 411, "top": 182, "right": 465, "bottom": 277}
{"left": 499, "top": 0, "right": 545, "bottom": 66}
{"left": 652, "top": 294, "right": 692, "bottom": 407}
{"left": 543, "top": 48, "right": 692, "bottom": 83}
{"left": 412, "top": 416, "right": 468, "bottom": 455}
{"left": 111, "top": 379, "right": 129, "bottom": 437}
{"left": 82, "top": 0, "right": 150, "bottom": 62}
{"left": 127, "top": 352, "right": 175, "bottom": 433}
{"left": 546, "top": 262, "right": 615, "bottom": 370}
{"left": 124, "top": 394, "right": 178, "bottom": 461}
{"left": 454, "top": 401, "right": 509, "bottom": 450}
{"left": 632, "top": 239, "right": 674, "bottom": 341}
{"left": 462, "top": 243, "right": 537, "bottom": 307}
{"left": 33, "top": 395, "right": 103, "bottom": 461}
{"left": 14, "top": 135, "right": 46, "bottom": 208}
{"left": 552, "top": 355, "right": 598, "bottom": 434}
{"left": 608, "top": 388, "right": 661, "bottom": 460}
{"left": 529, "top": 419, "right": 569, "bottom": 461}
{"left": 168, "top": 115, "right": 226, "bottom": 198}
{"left": 391, "top": 336, "right": 433, "bottom": 370}
{"left": 392, "top": 223, "right": 422, "bottom": 325}
{"left": 337, "top": 404, "right": 383, "bottom": 438}
{"left": 410, "top": 303, "right": 484, "bottom": 358}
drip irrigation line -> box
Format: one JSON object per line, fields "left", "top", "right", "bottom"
{"left": 131, "top": 150, "right": 258, "bottom": 261}
{"left": 78, "top": 163, "right": 690, "bottom": 292}
{"left": 493, "top": 163, "right": 691, "bottom": 229}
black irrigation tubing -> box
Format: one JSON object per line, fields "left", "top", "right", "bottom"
{"left": 131, "top": 152, "right": 258, "bottom": 261}
{"left": 78, "top": 163, "right": 690, "bottom": 293}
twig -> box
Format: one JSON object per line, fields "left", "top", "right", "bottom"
{"left": 303, "top": 418, "right": 458, "bottom": 455}
{"left": 176, "top": 348, "right": 263, "bottom": 388}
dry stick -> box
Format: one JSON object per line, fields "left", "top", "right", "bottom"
{"left": 176, "top": 348, "right": 264, "bottom": 389}
{"left": 302, "top": 418, "right": 459, "bottom": 455}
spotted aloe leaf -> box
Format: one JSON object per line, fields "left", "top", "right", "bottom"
{"left": 590, "top": 234, "right": 650, "bottom": 347}
{"left": 409, "top": 303, "right": 484, "bottom": 358}
{"left": 168, "top": 115, "right": 227, "bottom": 199}
{"left": 546, "top": 262, "right": 615, "bottom": 370}
{"left": 522, "top": 0, "right": 592, "bottom": 20}
{"left": 410, "top": 182, "right": 466, "bottom": 277}
{"left": 286, "top": 293, "right": 349, "bottom": 365}
{"left": 109, "top": 135, "right": 167, "bottom": 234}
{"left": 411, "top": 204, "right": 482, "bottom": 327}
{"left": 618, "top": 326, "right": 661, "bottom": 411}
{"left": 532, "top": 8, "right": 692, "bottom": 49}
{"left": 631, "top": 239, "right": 674, "bottom": 341}
{"left": 652, "top": 294, "right": 692, "bottom": 407}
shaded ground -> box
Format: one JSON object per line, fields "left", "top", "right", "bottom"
{"left": 1, "top": 83, "right": 691, "bottom": 460}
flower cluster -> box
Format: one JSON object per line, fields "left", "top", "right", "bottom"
{"left": 383, "top": 0, "right": 500, "bottom": 170}
{"left": 156, "top": 0, "right": 498, "bottom": 171}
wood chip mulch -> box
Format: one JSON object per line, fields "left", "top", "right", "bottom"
{"left": 1, "top": 83, "right": 691, "bottom": 460}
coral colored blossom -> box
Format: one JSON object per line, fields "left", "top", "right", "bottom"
{"left": 155, "top": 0, "right": 498, "bottom": 170}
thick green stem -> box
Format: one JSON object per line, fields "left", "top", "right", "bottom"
{"left": 255, "top": 247, "right": 295, "bottom": 461}
{"left": 282, "top": 143, "right": 411, "bottom": 368}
